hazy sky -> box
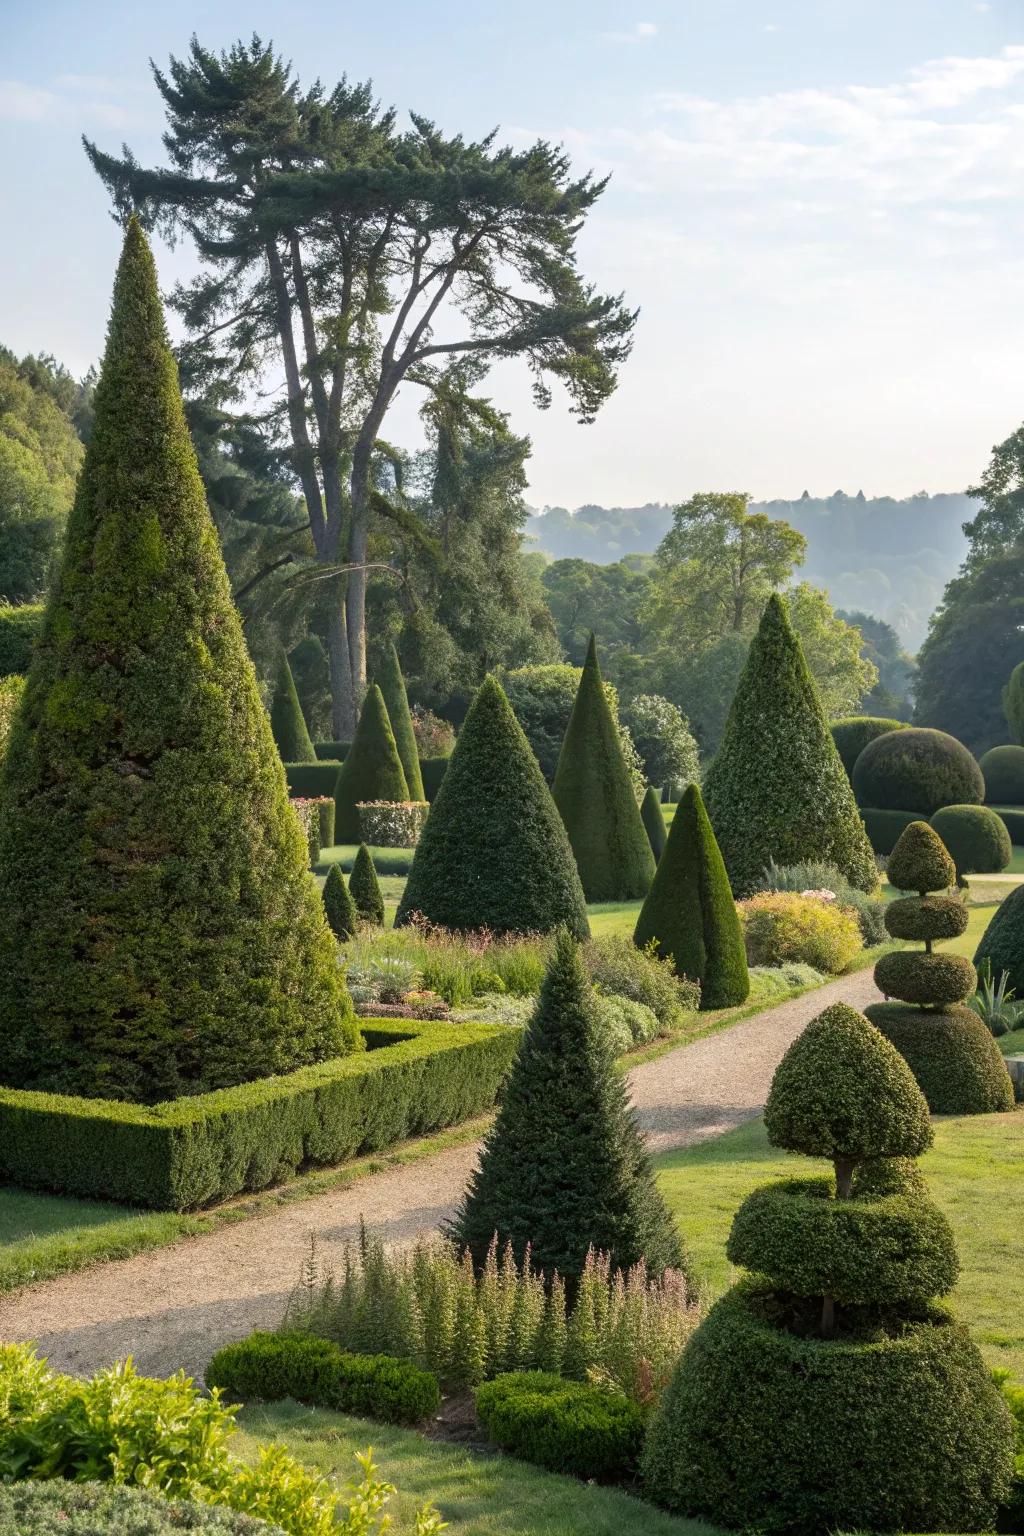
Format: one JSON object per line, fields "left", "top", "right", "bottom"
{"left": 2, "top": 0, "right": 1022, "bottom": 508}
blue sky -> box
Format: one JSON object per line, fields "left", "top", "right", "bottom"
{"left": 2, "top": 0, "right": 1023, "bottom": 508}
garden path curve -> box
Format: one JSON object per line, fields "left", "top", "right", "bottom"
{"left": 0, "top": 969, "right": 881, "bottom": 1381}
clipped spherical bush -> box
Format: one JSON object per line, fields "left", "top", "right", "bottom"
{"left": 884, "top": 892, "right": 968, "bottom": 943}
{"left": 739, "top": 891, "right": 862, "bottom": 976}
{"left": 832, "top": 715, "right": 908, "bottom": 780}
{"left": 980, "top": 744, "right": 1024, "bottom": 805}
{"left": 865, "top": 1003, "right": 1016, "bottom": 1115}
{"left": 475, "top": 1371, "right": 644, "bottom": 1482}
{"left": 874, "top": 949, "right": 976, "bottom": 1007}
{"left": 974, "top": 882, "right": 1024, "bottom": 996}
{"left": 642, "top": 1282, "right": 1015, "bottom": 1534}
{"left": 930, "top": 804, "right": 1011, "bottom": 879}
{"left": 764, "top": 1002, "right": 932, "bottom": 1162}
{"left": 860, "top": 807, "right": 923, "bottom": 856}
{"left": 853, "top": 727, "right": 984, "bottom": 816}
{"left": 886, "top": 819, "right": 957, "bottom": 894}
{"left": 727, "top": 1176, "right": 959, "bottom": 1305}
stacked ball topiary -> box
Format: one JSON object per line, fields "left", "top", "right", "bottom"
{"left": 866, "top": 822, "right": 1014, "bottom": 1114}
{"left": 643, "top": 1002, "right": 1015, "bottom": 1533}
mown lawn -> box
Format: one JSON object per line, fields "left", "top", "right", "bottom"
{"left": 0, "top": 1188, "right": 194, "bottom": 1293}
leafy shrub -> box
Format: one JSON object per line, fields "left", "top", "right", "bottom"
{"left": 968, "top": 965, "right": 1024, "bottom": 1038}
{"left": 0, "top": 1482, "right": 276, "bottom": 1534}
{"left": 748, "top": 963, "right": 825, "bottom": 1000}
{"left": 475, "top": 1371, "right": 644, "bottom": 1481}
{"left": 206, "top": 1332, "right": 440, "bottom": 1425}
{"left": 592, "top": 992, "right": 661, "bottom": 1051}
{"left": 853, "top": 726, "right": 984, "bottom": 815}
{"left": 585, "top": 934, "right": 700, "bottom": 1029}
{"left": 930, "top": 803, "right": 1011, "bottom": 879}
{"left": 344, "top": 956, "right": 419, "bottom": 1006}
{"left": 0, "top": 676, "right": 24, "bottom": 761}
{"left": 739, "top": 891, "right": 862, "bottom": 975}
{"left": 0, "top": 602, "right": 43, "bottom": 678}
{"left": 980, "top": 744, "right": 1024, "bottom": 805}
{"left": 757, "top": 858, "right": 886, "bottom": 945}
{"left": 356, "top": 800, "right": 428, "bottom": 848}
{"left": 621, "top": 694, "right": 700, "bottom": 794}
{"left": 831, "top": 715, "right": 908, "bottom": 779}
{"left": 411, "top": 705, "right": 454, "bottom": 759}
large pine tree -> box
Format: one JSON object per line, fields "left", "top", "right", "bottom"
{"left": 0, "top": 220, "right": 356, "bottom": 1104}
{"left": 703, "top": 595, "right": 877, "bottom": 896}
{"left": 334, "top": 683, "right": 410, "bottom": 843}
{"left": 270, "top": 648, "right": 316, "bottom": 762}
{"left": 552, "top": 635, "right": 655, "bottom": 901}
{"left": 376, "top": 642, "right": 424, "bottom": 800}
{"left": 396, "top": 676, "right": 589, "bottom": 937}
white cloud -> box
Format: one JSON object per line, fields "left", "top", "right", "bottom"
{"left": 0, "top": 76, "right": 130, "bottom": 127}
{"left": 599, "top": 20, "right": 658, "bottom": 42}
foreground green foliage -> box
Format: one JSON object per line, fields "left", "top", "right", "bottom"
{"left": 334, "top": 686, "right": 409, "bottom": 844}
{"left": 0, "top": 1483, "right": 273, "bottom": 1535}
{"left": 475, "top": 1372, "right": 644, "bottom": 1483}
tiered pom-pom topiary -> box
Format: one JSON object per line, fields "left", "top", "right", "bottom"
{"left": 642, "top": 1002, "right": 1015, "bottom": 1534}
{"left": 865, "top": 821, "right": 1014, "bottom": 1113}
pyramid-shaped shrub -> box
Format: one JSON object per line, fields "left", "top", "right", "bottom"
{"left": 634, "top": 783, "right": 748, "bottom": 1008}
{"left": 644, "top": 1001, "right": 1014, "bottom": 1533}
{"left": 323, "top": 864, "right": 357, "bottom": 939}
{"left": 350, "top": 843, "right": 385, "bottom": 926}
{"left": 376, "top": 642, "right": 424, "bottom": 800}
{"left": 395, "top": 676, "right": 589, "bottom": 938}
{"left": 0, "top": 220, "right": 356, "bottom": 1104}
{"left": 269, "top": 648, "right": 316, "bottom": 763}
{"left": 334, "top": 684, "right": 409, "bottom": 843}
{"left": 641, "top": 784, "right": 667, "bottom": 861}
{"left": 552, "top": 636, "right": 655, "bottom": 901}
{"left": 866, "top": 821, "right": 1014, "bottom": 1114}
{"left": 703, "top": 595, "right": 877, "bottom": 897}
{"left": 450, "top": 930, "right": 684, "bottom": 1286}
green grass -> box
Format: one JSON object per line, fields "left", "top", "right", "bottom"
{"left": 316, "top": 844, "right": 415, "bottom": 876}
{"left": 234, "top": 1401, "right": 719, "bottom": 1536}
{"left": 0, "top": 1189, "right": 197, "bottom": 1292}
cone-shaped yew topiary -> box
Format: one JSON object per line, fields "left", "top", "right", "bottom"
{"left": 552, "top": 636, "right": 655, "bottom": 900}
{"left": 640, "top": 784, "right": 667, "bottom": 862}
{"left": 643, "top": 1001, "right": 1014, "bottom": 1534}
{"left": 270, "top": 648, "right": 316, "bottom": 763}
{"left": 0, "top": 220, "right": 356, "bottom": 1103}
{"left": 866, "top": 821, "right": 1014, "bottom": 1113}
{"left": 703, "top": 595, "right": 876, "bottom": 897}
{"left": 334, "top": 684, "right": 409, "bottom": 843}
{"left": 375, "top": 642, "right": 424, "bottom": 801}
{"left": 450, "top": 930, "right": 684, "bottom": 1287}
{"left": 633, "top": 783, "right": 748, "bottom": 1007}
{"left": 349, "top": 844, "right": 385, "bottom": 926}
{"left": 396, "top": 677, "right": 589, "bottom": 938}
{"left": 322, "top": 863, "right": 357, "bottom": 940}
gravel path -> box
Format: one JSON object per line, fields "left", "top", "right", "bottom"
{"left": 0, "top": 969, "right": 881, "bottom": 1381}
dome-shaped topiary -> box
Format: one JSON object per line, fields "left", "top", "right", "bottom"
{"left": 974, "top": 882, "right": 1024, "bottom": 996}
{"left": 349, "top": 844, "right": 385, "bottom": 926}
{"left": 860, "top": 806, "right": 922, "bottom": 856}
{"left": 375, "top": 642, "right": 424, "bottom": 802}
{"left": 864, "top": 1004, "right": 1016, "bottom": 1115}
{"left": 831, "top": 715, "right": 908, "bottom": 781}
{"left": 640, "top": 784, "right": 667, "bottom": 861}
{"left": 269, "top": 649, "right": 316, "bottom": 763}
{"left": 334, "top": 685, "right": 409, "bottom": 844}
{"left": 930, "top": 804, "right": 1011, "bottom": 880}
{"left": 322, "top": 864, "right": 357, "bottom": 939}
{"left": 980, "top": 744, "right": 1024, "bottom": 805}
{"left": 886, "top": 820, "right": 956, "bottom": 893}
{"left": 853, "top": 727, "right": 984, "bottom": 816}
{"left": 884, "top": 892, "right": 968, "bottom": 942}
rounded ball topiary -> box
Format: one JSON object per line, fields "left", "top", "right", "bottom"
{"left": 852, "top": 727, "right": 984, "bottom": 816}
{"left": 726, "top": 1176, "right": 959, "bottom": 1305}
{"left": 831, "top": 715, "right": 908, "bottom": 781}
{"left": 874, "top": 949, "right": 977, "bottom": 1007}
{"left": 886, "top": 820, "right": 957, "bottom": 894}
{"left": 930, "top": 804, "right": 1011, "bottom": 879}
{"left": 980, "top": 744, "right": 1024, "bottom": 806}
{"left": 642, "top": 1281, "right": 1015, "bottom": 1534}
{"left": 764, "top": 1002, "right": 932, "bottom": 1163}
{"left": 974, "top": 881, "right": 1024, "bottom": 997}
{"left": 475, "top": 1371, "right": 644, "bottom": 1483}
{"left": 884, "top": 892, "right": 968, "bottom": 943}
{"left": 865, "top": 1003, "right": 1016, "bottom": 1114}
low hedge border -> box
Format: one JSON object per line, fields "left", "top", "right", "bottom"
{"left": 0, "top": 1482, "right": 273, "bottom": 1534}
{"left": 475, "top": 1371, "right": 644, "bottom": 1482}
{"left": 284, "top": 761, "right": 343, "bottom": 799}
{"left": 990, "top": 805, "right": 1024, "bottom": 844}
{"left": 0, "top": 1017, "right": 521, "bottom": 1212}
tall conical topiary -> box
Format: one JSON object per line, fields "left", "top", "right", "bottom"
{"left": 322, "top": 864, "right": 357, "bottom": 939}
{"left": 350, "top": 843, "right": 385, "bottom": 926}
{"left": 703, "top": 595, "right": 876, "bottom": 896}
{"left": 376, "top": 642, "right": 424, "bottom": 801}
{"left": 396, "top": 677, "right": 589, "bottom": 938}
{"left": 334, "top": 684, "right": 410, "bottom": 843}
{"left": 270, "top": 648, "right": 316, "bottom": 762}
{"left": 866, "top": 821, "right": 1014, "bottom": 1113}
{"left": 552, "top": 636, "right": 655, "bottom": 901}
{"left": 634, "top": 783, "right": 748, "bottom": 1008}
{"left": 450, "top": 931, "right": 684, "bottom": 1286}
{"left": 641, "top": 784, "right": 667, "bottom": 862}
{"left": 643, "top": 1002, "right": 1014, "bottom": 1532}
{"left": 0, "top": 219, "right": 356, "bottom": 1104}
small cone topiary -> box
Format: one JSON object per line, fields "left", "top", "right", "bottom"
{"left": 270, "top": 648, "right": 316, "bottom": 763}
{"left": 866, "top": 821, "right": 1014, "bottom": 1113}
{"left": 450, "top": 930, "right": 684, "bottom": 1287}
{"left": 643, "top": 1001, "right": 1014, "bottom": 1533}
{"left": 552, "top": 636, "right": 655, "bottom": 901}
{"left": 640, "top": 784, "right": 667, "bottom": 862}
{"left": 633, "top": 783, "right": 748, "bottom": 1008}
{"left": 350, "top": 844, "right": 385, "bottom": 926}
{"left": 396, "top": 677, "right": 589, "bottom": 938}
{"left": 334, "top": 684, "right": 409, "bottom": 843}
{"left": 703, "top": 595, "right": 877, "bottom": 896}
{"left": 322, "top": 864, "right": 357, "bottom": 940}
{"left": 0, "top": 219, "right": 356, "bottom": 1104}
{"left": 376, "top": 642, "right": 425, "bottom": 801}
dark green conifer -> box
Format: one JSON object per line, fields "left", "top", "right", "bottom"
{"left": 322, "top": 863, "right": 357, "bottom": 939}
{"left": 396, "top": 677, "right": 589, "bottom": 938}
{"left": 270, "top": 648, "right": 316, "bottom": 762}
{"left": 552, "top": 636, "right": 655, "bottom": 901}
{"left": 0, "top": 220, "right": 356, "bottom": 1103}
{"left": 703, "top": 595, "right": 877, "bottom": 896}
{"left": 641, "top": 784, "right": 667, "bottom": 861}
{"left": 350, "top": 843, "right": 385, "bottom": 926}
{"left": 334, "top": 684, "right": 409, "bottom": 843}
{"left": 450, "top": 931, "right": 684, "bottom": 1286}
{"left": 634, "top": 783, "right": 748, "bottom": 1007}
{"left": 376, "top": 642, "right": 424, "bottom": 800}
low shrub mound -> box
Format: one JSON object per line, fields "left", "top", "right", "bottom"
{"left": 930, "top": 804, "right": 1011, "bottom": 880}
{"left": 756, "top": 858, "right": 887, "bottom": 946}
{"left": 865, "top": 821, "right": 1014, "bottom": 1114}
{"left": 739, "top": 891, "right": 861, "bottom": 975}
{"left": 642, "top": 1002, "right": 1015, "bottom": 1534}
{"left": 975, "top": 881, "right": 1024, "bottom": 998}
{"left": 831, "top": 715, "right": 908, "bottom": 780}
{"left": 853, "top": 727, "right": 984, "bottom": 815}
{"left": 475, "top": 1371, "right": 644, "bottom": 1482}
{"left": 980, "top": 744, "right": 1024, "bottom": 805}
{"left": 0, "top": 1483, "right": 275, "bottom": 1535}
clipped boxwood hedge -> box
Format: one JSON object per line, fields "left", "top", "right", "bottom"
{"left": 283, "top": 761, "right": 343, "bottom": 798}
{"left": 860, "top": 807, "right": 922, "bottom": 855}
{"left": 315, "top": 740, "right": 350, "bottom": 761}
{"left": 0, "top": 1017, "right": 520, "bottom": 1210}
{"left": 992, "top": 805, "right": 1024, "bottom": 844}
{"left": 475, "top": 1371, "right": 644, "bottom": 1482}
{"left": 206, "top": 1330, "right": 440, "bottom": 1425}
{"left": 0, "top": 1482, "right": 275, "bottom": 1535}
